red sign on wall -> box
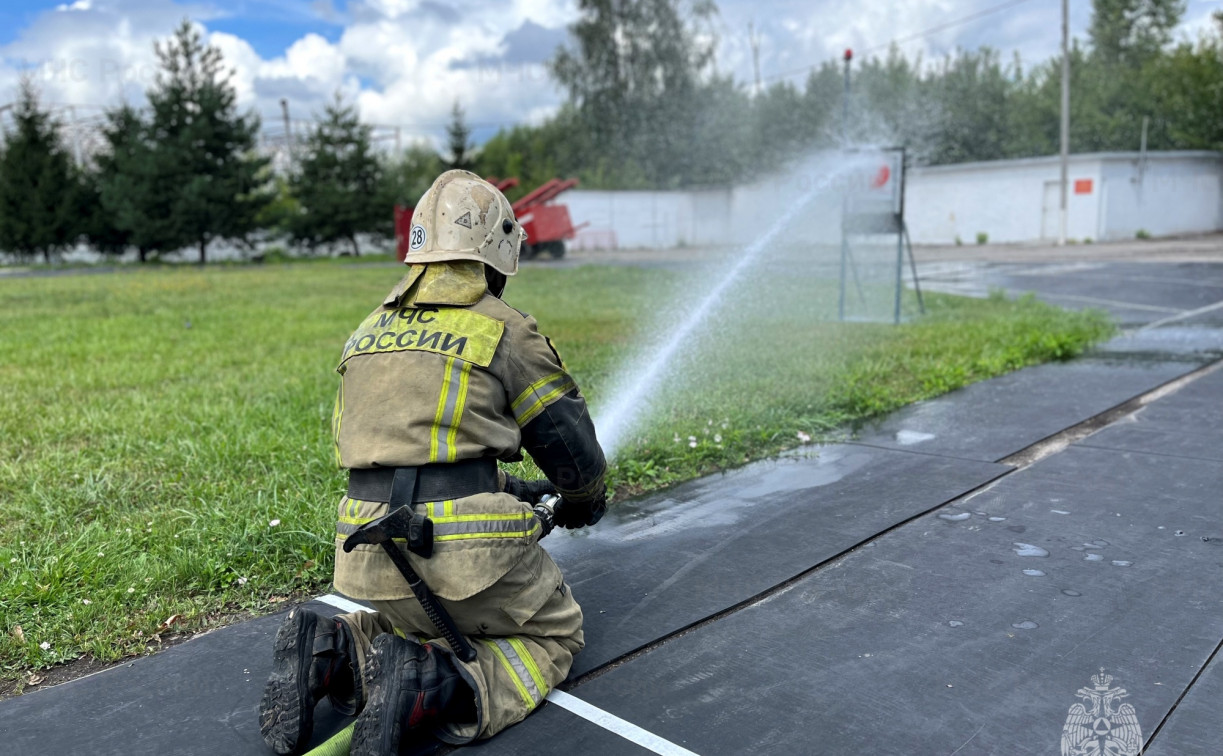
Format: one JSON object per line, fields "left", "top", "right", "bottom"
{"left": 1074, "top": 179, "right": 1093, "bottom": 195}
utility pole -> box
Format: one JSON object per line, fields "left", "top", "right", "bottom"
{"left": 67, "top": 105, "right": 82, "bottom": 166}
{"left": 1058, "top": 0, "right": 1069, "bottom": 246}
{"left": 280, "top": 97, "right": 294, "bottom": 163}
{"left": 0, "top": 103, "right": 15, "bottom": 143}
{"left": 1138, "top": 115, "right": 1150, "bottom": 188}
{"left": 842, "top": 48, "right": 853, "bottom": 143}
{"left": 749, "top": 21, "right": 762, "bottom": 96}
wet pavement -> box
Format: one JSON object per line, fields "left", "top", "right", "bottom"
{"left": 918, "top": 258, "right": 1223, "bottom": 329}
{"left": 2, "top": 255, "right": 1222, "bottom": 755}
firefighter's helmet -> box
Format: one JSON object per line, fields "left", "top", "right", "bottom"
{"left": 403, "top": 170, "right": 525, "bottom": 276}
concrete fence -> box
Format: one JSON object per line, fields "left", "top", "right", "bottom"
{"left": 563, "top": 151, "right": 1223, "bottom": 249}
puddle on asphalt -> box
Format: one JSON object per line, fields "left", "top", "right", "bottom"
{"left": 1085, "top": 553, "right": 1104, "bottom": 561}
{"left": 1012, "top": 621, "right": 1039, "bottom": 630}
{"left": 988, "top": 516, "right": 1007, "bottom": 522}
{"left": 1022, "top": 569, "right": 1046, "bottom": 577}
{"left": 1013, "top": 543, "right": 1049, "bottom": 557}
{"left": 1051, "top": 509, "right": 1071, "bottom": 515}
{"left": 938, "top": 512, "right": 972, "bottom": 522}
{"left": 895, "top": 429, "right": 935, "bottom": 445}
{"left": 1112, "top": 560, "right": 1132, "bottom": 567}
{"left": 948, "top": 620, "right": 964, "bottom": 628}
{"left": 1061, "top": 589, "right": 1082, "bottom": 597}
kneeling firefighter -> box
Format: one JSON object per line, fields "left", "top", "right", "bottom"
{"left": 258, "top": 170, "right": 607, "bottom": 755}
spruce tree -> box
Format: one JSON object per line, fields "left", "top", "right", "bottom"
{"left": 445, "top": 101, "right": 474, "bottom": 171}
{"left": 89, "top": 104, "right": 156, "bottom": 261}
{"left": 0, "top": 79, "right": 80, "bottom": 263}
{"left": 385, "top": 143, "right": 444, "bottom": 206}
{"left": 143, "top": 20, "right": 269, "bottom": 263}
{"left": 289, "top": 95, "right": 387, "bottom": 256}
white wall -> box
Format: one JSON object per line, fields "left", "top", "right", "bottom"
{"left": 566, "top": 166, "right": 848, "bottom": 250}
{"left": 1098, "top": 155, "right": 1223, "bottom": 240}
{"left": 565, "top": 191, "right": 698, "bottom": 250}
{"left": 904, "top": 151, "right": 1223, "bottom": 244}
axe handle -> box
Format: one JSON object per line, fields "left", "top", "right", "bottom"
{"left": 379, "top": 541, "right": 478, "bottom": 663}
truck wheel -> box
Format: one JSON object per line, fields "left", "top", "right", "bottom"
{"left": 537, "top": 241, "right": 565, "bottom": 259}
{"left": 520, "top": 243, "right": 537, "bottom": 261}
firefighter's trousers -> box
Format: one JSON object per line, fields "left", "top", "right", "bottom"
{"left": 337, "top": 542, "right": 583, "bottom": 744}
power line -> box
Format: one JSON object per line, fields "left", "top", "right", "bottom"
{"left": 761, "top": 0, "right": 1043, "bottom": 84}
{"left": 861, "top": 0, "right": 1042, "bottom": 55}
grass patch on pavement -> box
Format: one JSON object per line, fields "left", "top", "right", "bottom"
{"left": 0, "top": 263, "right": 1112, "bottom": 684}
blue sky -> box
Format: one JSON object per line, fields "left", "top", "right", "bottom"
{"left": 1, "top": 0, "right": 1219, "bottom": 148}
{"left": 0, "top": 1, "right": 349, "bottom": 53}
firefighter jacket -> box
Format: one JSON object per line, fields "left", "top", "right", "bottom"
{"left": 331, "top": 262, "right": 607, "bottom": 601}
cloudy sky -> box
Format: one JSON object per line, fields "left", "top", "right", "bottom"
{"left": 1, "top": 0, "right": 1219, "bottom": 148}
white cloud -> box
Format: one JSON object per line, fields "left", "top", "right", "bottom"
{"left": 1, "top": 0, "right": 1216, "bottom": 152}
{"left": 0, "top": 0, "right": 568, "bottom": 150}
{"left": 1179, "top": 4, "right": 1223, "bottom": 42}
{"left": 0, "top": 1, "right": 217, "bottom": 108}
{"left": 361, "top": 0, "right": 420, "bottom": 20}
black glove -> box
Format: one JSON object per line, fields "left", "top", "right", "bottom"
{"left": 552, "top": 496, "right": 607, "bottom": 530}
{"left": 503, "top": 474, "right": 556, "bottom": 503}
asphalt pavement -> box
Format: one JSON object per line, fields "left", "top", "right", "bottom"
{"left": 2, "top": 244, "right": 1221, "bottom": 756}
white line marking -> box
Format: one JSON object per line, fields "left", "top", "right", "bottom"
{"left": 545, "top": 690, "right": 699, "bottom": 756}
{"left": 313, "top": 596, "right": 697, "bottom": 754}
{"left": 1037, "top": 292, "right": 1183, "bottom": 313}
{"left": 315, "top": 593, "right": 372, "bottom": 614}
{"left": 1139, "top": 298, "right": 1223, "bottom": 330}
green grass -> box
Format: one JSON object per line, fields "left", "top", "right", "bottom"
{"left": 0, "top": 264, "right": 1112, "bottom": 685}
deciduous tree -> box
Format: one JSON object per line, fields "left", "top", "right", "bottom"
{"left": 1090, "top": 0, "right": 1186, "bottom": 64}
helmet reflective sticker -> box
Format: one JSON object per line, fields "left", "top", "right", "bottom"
{"left": 409, "top": 225, "right": 427, "bottom": 250}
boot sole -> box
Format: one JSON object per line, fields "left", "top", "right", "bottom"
{"left": 258, "top": 610, "right": 319, "bottom": 755}
{"left": 350, "top": 634, "right": 415, "bottom": 756}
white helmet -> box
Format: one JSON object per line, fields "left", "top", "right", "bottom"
{"left": 404, "top": 169, "right": 526, "bottom": 275}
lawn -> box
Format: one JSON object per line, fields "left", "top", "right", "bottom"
{"left": 0, "top": 261, "right": 1112, "bottom": 686}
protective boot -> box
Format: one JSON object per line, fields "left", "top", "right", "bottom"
{"left": 350, "top": 633, "right": 474, "bottom": 755}
{"left": 258, "top": 609, "right": 362, "bottom": 755}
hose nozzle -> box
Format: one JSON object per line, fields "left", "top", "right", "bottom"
{"left": 533, "top": 494, "right": 560, "bottom": 538}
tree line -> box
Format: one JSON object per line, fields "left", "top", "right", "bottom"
{"left": 0, "top": 22, "right": 456, "bottom": 264}
{"left": 1, "top": 2, "right": 1221, "bottom": 263}
{"left": 482, "top": 0, "right": 1223, "bottom": 191}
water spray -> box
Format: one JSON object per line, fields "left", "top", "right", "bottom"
{"left": 593, "top": 154, "right": 878, "bottom": 460}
